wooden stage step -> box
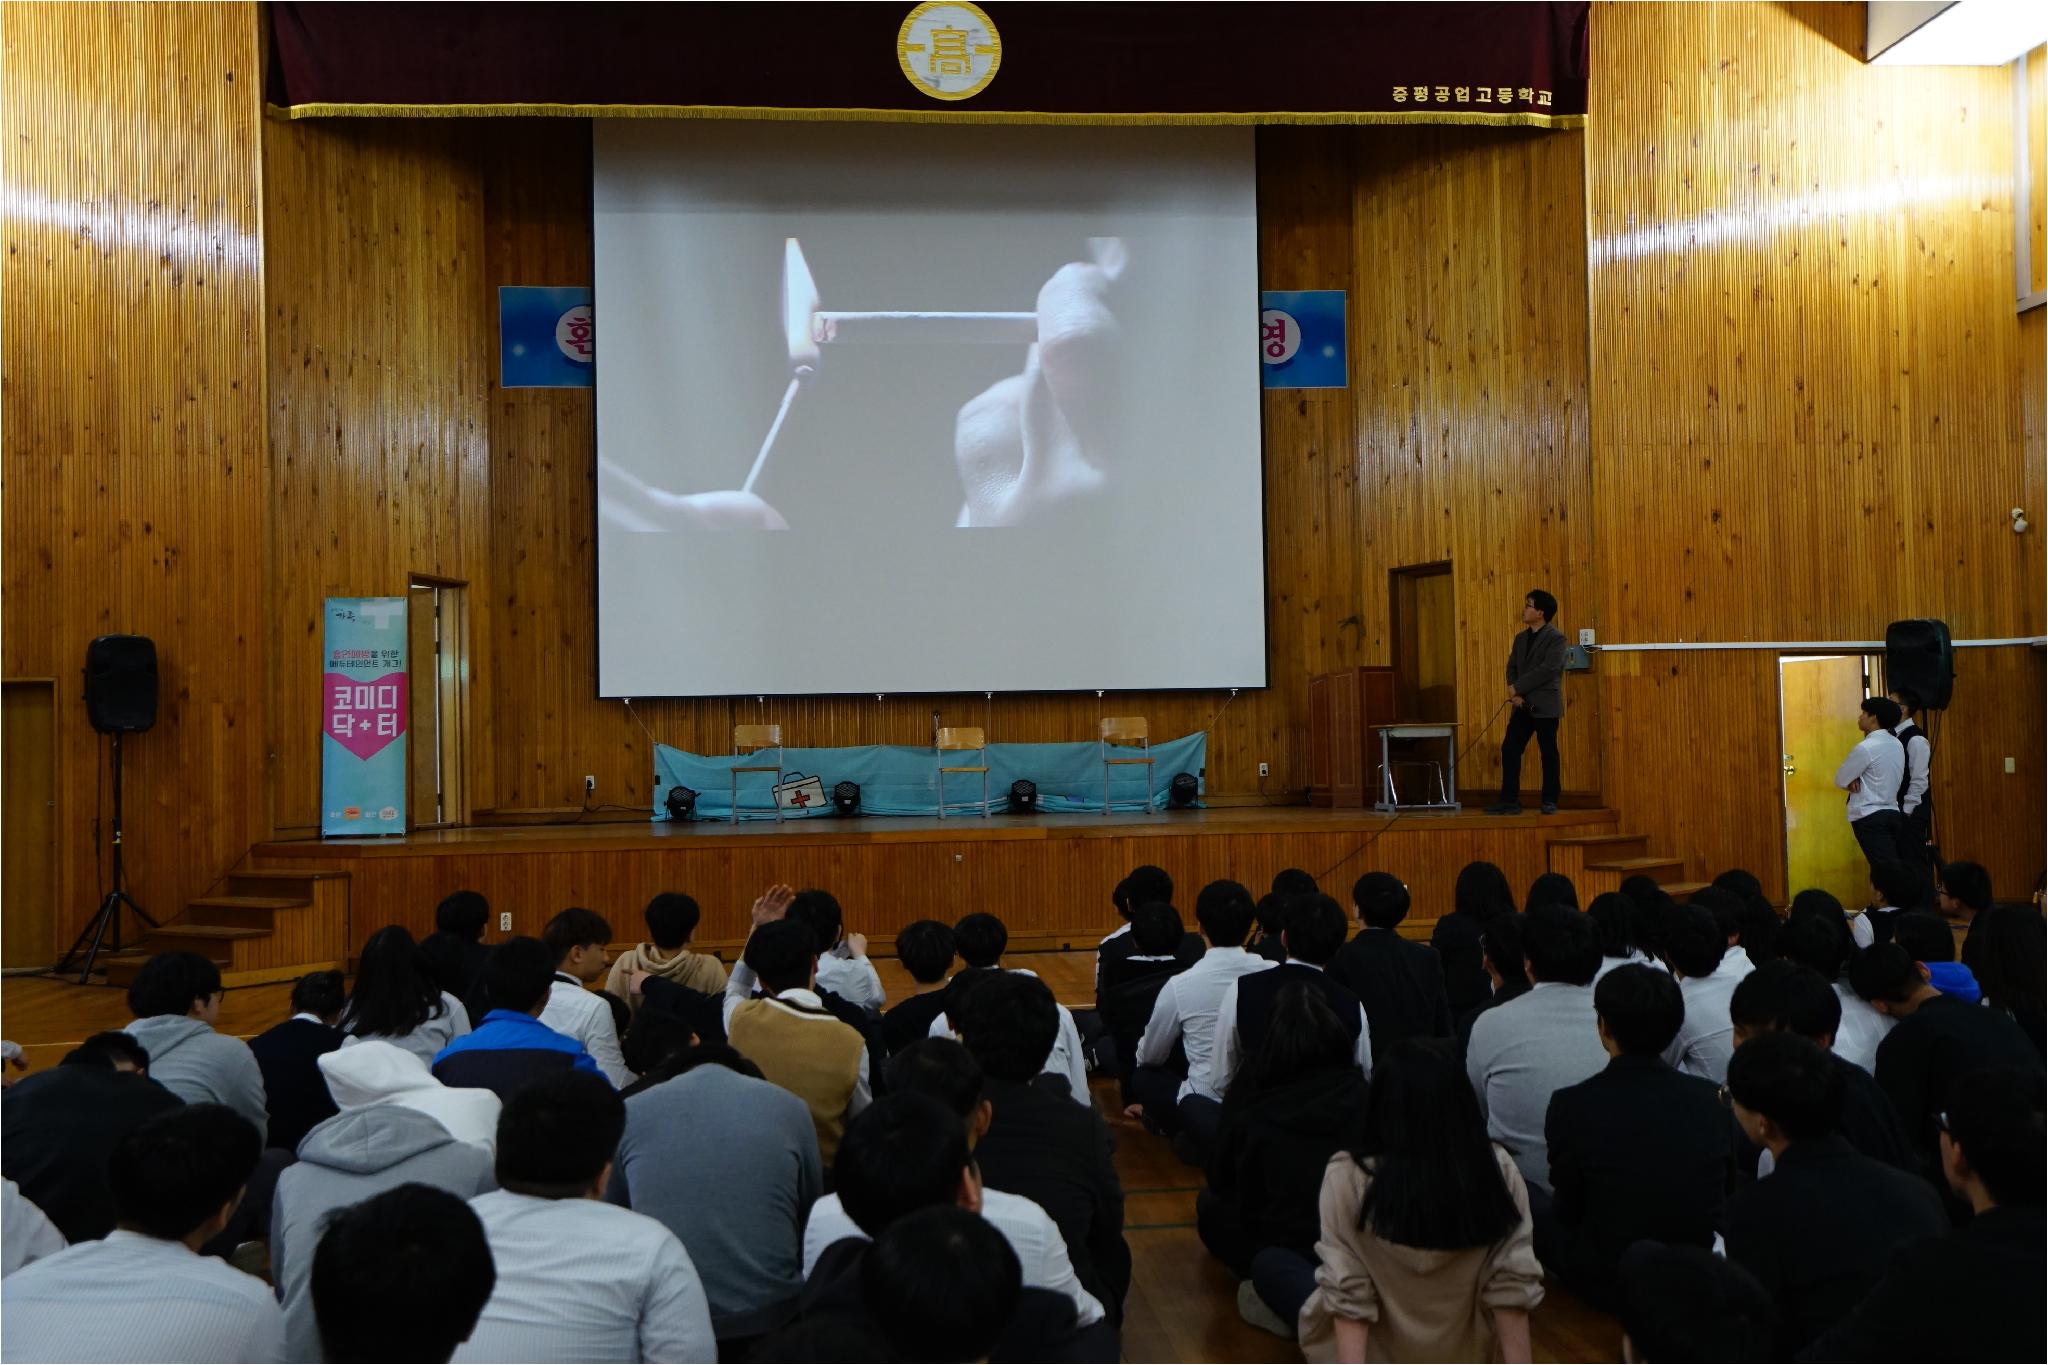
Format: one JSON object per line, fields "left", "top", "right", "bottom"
{"left": 1581, "top": 855, "right": 1686, "bottom": 897}
{"left": 96, "top": 867, "right": 352, "bottom": 989}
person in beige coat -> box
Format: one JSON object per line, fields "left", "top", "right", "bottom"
{"left": 607, "top": 892, "right": 729, "bottom": 1012}
{"left": 1295, "top": 1039, "right": 1543, "bottom": 1363}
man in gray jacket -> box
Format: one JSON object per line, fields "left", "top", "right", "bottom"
{"left": 273, "top": 1041, "right": 497, "bottom": 1362}
{"left": 1487, "top": 588, "right": 1568, "bottom": 815}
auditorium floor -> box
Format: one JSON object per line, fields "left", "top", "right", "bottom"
{"left": 1, "top": 952, "right": 1620, "bottom": 1363}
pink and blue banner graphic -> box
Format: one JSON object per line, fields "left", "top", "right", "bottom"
{"left": 321, "top": 597, "right": 408, "bottom": 837}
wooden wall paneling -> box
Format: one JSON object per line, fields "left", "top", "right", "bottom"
{"left": 1348, "top": 125, "right": 1601, "bottom": 796}
{"left": 2, "top": 681, "right": 60, "bottom": 967}
{"left": 1, "top": 3, "right": 269, "bottom": 948}
{"left": 262, "top": 117, "right": 493, "bottom": 834}
{"left": 1928, "top": 645, "right": 2047, "bottom": 899}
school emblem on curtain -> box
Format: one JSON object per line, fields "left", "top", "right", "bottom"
{"left": 1259, "top": 290, "right": 1348, "bottom": 390}
{"left": 898, "top": 2, "right": 1002, "bottom": 101}
{"left": 500, "top": 286, "right": 594, "bottom": 388}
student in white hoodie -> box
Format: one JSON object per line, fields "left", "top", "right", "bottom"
{"left": 274, "top": 1042, "right": 499, "bottom": 1362}
{"left": 121, "top": 953, "right": 269, "bottom": 1141}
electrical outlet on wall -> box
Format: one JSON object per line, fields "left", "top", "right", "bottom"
{"left": 1258, "top": 762, "right": 1269, "bottom": 778}
{"left": 499, "top": 912, "right": 512, "bottom": 932}
{"left": 1578, "top": 628, "right": 1596, "bottom": 646}
{"left": 584, "top": 775, "right": 596, "bottom": 796}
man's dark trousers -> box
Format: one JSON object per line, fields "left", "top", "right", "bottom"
{"left": 1499, "top": 709, "right": 1561, "bottom": 806}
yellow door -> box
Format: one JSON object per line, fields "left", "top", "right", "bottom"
{"left": 1780, "top": 655, "right": 1875, "bottom": 905}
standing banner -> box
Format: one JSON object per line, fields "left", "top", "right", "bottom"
{"left": 321, "top": 597, "right": 408, "bottom": 836}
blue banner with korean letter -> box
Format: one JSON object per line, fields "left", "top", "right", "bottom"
{"left": 321, "top": 597, "right": 408, "bottom": 837}
{"left": 500, "top": 285, "right": 594, "bottom": 388}
{"left": 1260, "top": 290, "right": 1347, "bottom": 389}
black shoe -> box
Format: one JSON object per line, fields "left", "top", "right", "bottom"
{"left": 1484, "top": 802, "right": 1522, "bottom": 815}
{"left": 1541, "top": 801, "right": 1559, "bottom": 815}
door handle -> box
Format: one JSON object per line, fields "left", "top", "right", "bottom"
{"left": 1782, "top": 754, "right": 1796, "bottom": 776}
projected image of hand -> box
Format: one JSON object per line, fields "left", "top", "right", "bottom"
{"left": 953, "top": 238, "right": 1128, "bottom": 528}
{"left": 598, "top": 457, "right": 790, "bottom": 531}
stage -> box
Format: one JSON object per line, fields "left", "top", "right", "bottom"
{"left": 244, "top": 804, "right": 1632, "bottom": 964}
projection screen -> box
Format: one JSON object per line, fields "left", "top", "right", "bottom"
{"left": 593, "top": 120, "right": 1266, "bottom": 697}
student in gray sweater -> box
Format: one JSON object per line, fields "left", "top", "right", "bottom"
{"left": 272, "top": 1041, "right": 496, "bottom": 1363}
{"left": 605, "top": 1044, "right": 823, "bottom": 1350}
{"left": 122, "top": 953, "right": 269, "bottom": 1142}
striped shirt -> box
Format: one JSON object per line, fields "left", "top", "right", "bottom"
{"left": 1, "top": 1229, "right": 285, "bottom": 1362}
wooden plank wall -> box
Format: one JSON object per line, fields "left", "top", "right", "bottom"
{"left": 1, "top": 4, "right": 270, "bottom": 945}
{"left": 1585, "top": 2, "right": 2046, "bottom": 899}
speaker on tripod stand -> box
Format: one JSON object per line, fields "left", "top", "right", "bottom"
{"left": 58, "top": 635, "right": 163, "bottom": 983}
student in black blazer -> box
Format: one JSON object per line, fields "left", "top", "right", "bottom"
{"left": 953, "top": 971, "right": 1131, "bottom": 1324}
{"left": 1727, "top": 960, "right": 1915, "bottom": 1174}
{"left": 1539, "top": 965, "right": 1730, "bottom": 1308}
{"left": 1326, "top": 872, "right": 1451, "bottom": 1055}
{"left": 1802, "top": 1065, "right": 2045, "bottom": 1363}
{"left": 1723, "top": 1032, "right": 1947, "bottom": 1359}
{"left": 1847, "top": 944, "right": 2042, "bottom": 1182}
{"left": 247, "top": 970, "right": 348, "bottom": 1152}
{"left": 1432, "top": 861, "right": 1518, "bottom": 1014}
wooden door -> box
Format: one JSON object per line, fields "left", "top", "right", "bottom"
{"left": 3, "top": 681, "right": 59, "bottom": 968}
{"left": 1780, "top": 654, "right": 1876, "bottom": 905}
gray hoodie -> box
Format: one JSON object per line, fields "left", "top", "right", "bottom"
{"left": 273, "top": 1104, "right": 496, "bottom": 1362}
{"left": 121, "top": 1015, "right": 268, "bottom": 1142}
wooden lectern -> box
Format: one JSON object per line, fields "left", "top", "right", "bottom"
{"left": 1308, "top": 667, "right": 1398, "bottom": 808}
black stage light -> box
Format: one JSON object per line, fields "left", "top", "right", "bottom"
{"left": 663, "top": 784, "right": 697, "bottom": 821}
{"left": 833, "top": 780, "right": 862, "bottom": 815}
{"left": 1168, "top": 772, "right": 1200, "bottom": 808}
{"left": 1007, "top": 779, "right": 1039, "bottom": 814}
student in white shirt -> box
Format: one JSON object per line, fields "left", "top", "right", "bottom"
{"left": 1776, "top": 907, "right": 1896, "bottom": 1072}
{"left": 308, "top": 1184, "right": 496, "bottom": 1364}
{"left": 456, "top": 1071, "right": 715, "bottom": 1364}
{"left": 1129, "top": 879, "right": 1273, "bottom": 1140}
{"left": 810, "top": 1039, "right": 1108, "bottom": 1328}
{"left": 1205, "top": 896, "right": 1373, "bottom": 1103}
{"left": 2, "top": 1105, "right": 285, "bottom": 1364}
{"left": 0, "top": 1180, "right": 65, "bottom": 1276}
{"left": 538, "top": 907, "right": 635, "bottom": 1088}
{"left": 787, "top": 888, "right": 886, "bottom": 1013}
{"left": 1835, "top": 696, "right": 1909, "bottom": 880}
{"left": 1659, "top": 903, "right": 1755, "bottom": 1083}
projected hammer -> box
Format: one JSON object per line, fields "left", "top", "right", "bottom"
{"left": 740, "top": 238, "right": 1039, "bottom": 495}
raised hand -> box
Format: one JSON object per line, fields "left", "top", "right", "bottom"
{"left": 843, "top": 931, "right": 869, "bottom": 959}
{"left": 751, "top": 883, "right": 796, "bottom": 925}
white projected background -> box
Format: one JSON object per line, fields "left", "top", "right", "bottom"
{"left": 594, "top": 121, "right": 1266, "bottom": 697}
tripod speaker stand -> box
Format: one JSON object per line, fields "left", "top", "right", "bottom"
{"left": 58, "top": 634, "right": 162, "bottom": 984}
{"left": 58, "top": 732, "right": 160, "bottom": 983}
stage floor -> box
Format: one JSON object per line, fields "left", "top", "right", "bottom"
{"left": 247, "top": 805, "right": 1622, "bottom": 957}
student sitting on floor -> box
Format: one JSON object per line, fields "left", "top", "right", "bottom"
{"left": 1327, "top": 871, "right": 1453, "bottom": 1055}
{"left": 931, "top": 911, "right": 1090, "bottom": 1104}
{"left": 341, "top": 926, "right": 472, "bottom": 1067}
{"left": 1201, "top": 983, "right": 1368, "bottom": 1338}
{"left": 1721, "top": 1031, "right": 1946, "bottom": 1359}
{"left": 787, "top": 888, "right": 886, "bottom": 1014}
{"left": 246, "top": 970, "right": 347, "bottom": 1154}
{"left": 881, "top": 919, "right": 958, "bottom": 1054}
{"left": 1454, "top": 914, "right": 1531, "bottom": 1057}
{"left": 1095, "top": 863, "right": 1175, "bottom": 990}
{"left": 433, "top": 936, "right": 606, "bottom": 1100}
{"left": 418, "top": 889, "right": 493, "bottom": 1006}
{"left": 1095, "top": 902, "right": 1194, "bottom": 1104}
{"left": 458, "top": 1072, "right": 713, "bottom": 1363}
{"left": 2, "top": 1105, "right": 285, "bottom": 1363}
{"left": 309, "top": 1184, "right": 496, "bottom": 1365}
{"left": 1776, "top": 901, "right": 1894, "bottom": 1073}
{"left": 605, "top": 891, "right": 728, "bottom": 1017}
{"left": 1615, "top": 1244, "right": 1776, "bottom": 1364}
{"left": 1292, "top": 1038, "right": 1543, "bottom": 1363}
{"left": 1659, "top": 902, "right": 1755, "bottom": 1083}
{"left": 538, "top": 908, "right": 634, "bottom": 1088}
{"left": 1537, "top": 964, "right": 1728, "bottom": 1309}
{"left": 1129, "top": 879, "right": 1274, "bottom": 1142}
{"left": 727, "top": 918, "right": 871, "bottom": 1164}
{"left": 1208, "top": 894, "right": 1373, "bottom": 1103}
{"left": 121, "top": 952, "right": 270, "bottom": 1141}
{"left": 1892, "top": 909, "right": 1981, "bottom": 1004}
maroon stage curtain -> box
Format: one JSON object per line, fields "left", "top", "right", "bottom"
{"left": 267, "top": 2, "right": 1588, "bottom": 126}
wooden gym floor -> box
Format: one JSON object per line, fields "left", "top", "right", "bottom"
{"left": 0, "top": 951, "right": 1618, "bottom": 1363}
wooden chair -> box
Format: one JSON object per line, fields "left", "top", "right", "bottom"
{"left": 731, "top": 723, "right": 785, "bottom": 824}
{"left": 1099, "top": 716, "right": 1153, "bottom": 814}
{"left": 936, "top": 726, "right": 990, "bottom": 819}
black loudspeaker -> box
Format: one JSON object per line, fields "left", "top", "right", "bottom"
{"left": 84, "top": 635, "right": 158, "bottom": 733}
{"left": 1884, "top": 619, "right": 1954, "bottom": 710}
